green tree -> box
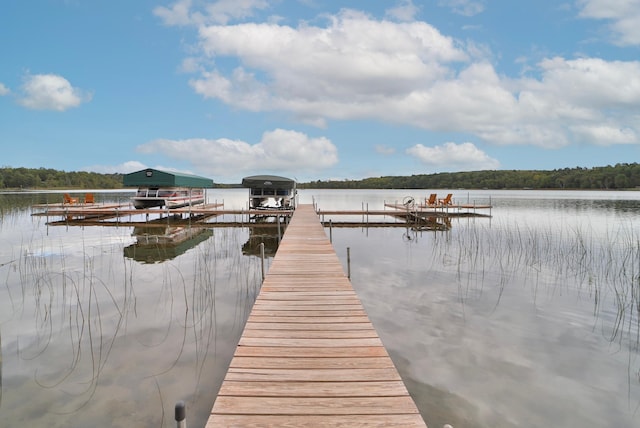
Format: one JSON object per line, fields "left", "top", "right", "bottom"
{"left": 614, "top": 174, "right": 629, "bottom": 189}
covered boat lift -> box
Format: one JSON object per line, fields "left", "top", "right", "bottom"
{"left": 242, "top": 175, "right": 297, "bottom": 210}
{"left": 123, "top": 168, "right": 214, "bottom": 209}
{"left": 123, "top": 168, "right": 214, "bottom": 189}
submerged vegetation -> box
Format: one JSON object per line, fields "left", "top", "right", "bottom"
{"left": 437, "top": 219, "right": 640, "bottom": 352}
{"left": 2, "top": 220, "right": 262, "bottom": 426}
{"left": 2, "top": 163, "right": 640, "bottom": 190}
{"left": 1, "top": 190, "right": 638, "bottom": 426}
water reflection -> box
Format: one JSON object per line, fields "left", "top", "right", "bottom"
{"left": 409, "top": 216, "right": 451, "bottom": 232}
{"left": 0, "top": 329, "right": 2, "bottom": 408}
{"left": 1, "top": 189, "right": 639, "bottom": 427}
{"left": 124, "top": 226, "right": 213, "bottom": 263}
{"left": 0, "top": 197, "right": 261, "bottom": 427}
{"left": 241, "top": 221, "right": 285, "bottom": 257}
{"left": 333, "top": 213, "right": 639, "bottom": 427}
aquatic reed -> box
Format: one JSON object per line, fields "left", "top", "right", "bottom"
{"left": 3, "top": 222, "right": 263, "bottom": 426}
{"left": 430, "top": 217, "right": 640, "bottom": 358}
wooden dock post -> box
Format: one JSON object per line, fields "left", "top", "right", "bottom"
{"left": 175, "top": 401, "right": 186, "bottom": 428}
{"left": 206, "top": 204, "right": 427, "bottom": 427}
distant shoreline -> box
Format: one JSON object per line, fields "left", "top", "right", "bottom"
{"left": 1, "top": 164, "right": 639, "bottom": 191}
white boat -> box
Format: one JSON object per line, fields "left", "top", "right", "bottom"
{"left": 131, "top": 187, "right": 205, "bottom": 209}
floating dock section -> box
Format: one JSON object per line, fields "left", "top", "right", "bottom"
{"left": 31, "top": 192, "right": 490, "bottom": 230}
{"left": 206, "top": 204, "right": 427, "bottom": 427}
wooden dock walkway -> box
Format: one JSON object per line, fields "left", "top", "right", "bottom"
{"left": 206, "top": 204, "right": 427, "bottom": 427}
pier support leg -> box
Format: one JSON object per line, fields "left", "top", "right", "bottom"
{"left": 175, "top": 401, "right": 186, "bottom": 428}
{"left": 277, "top": 215, "right": 281, "bottom": 241}
{"left": 260, "top": 242, "right": 265, "bottom": 281}
{"left": 329, "top": 220, "right": 333, "bottom": 243}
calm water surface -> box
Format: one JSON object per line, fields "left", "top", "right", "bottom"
{"left": 0, "top": 189, "right": 639, "bottom": 427}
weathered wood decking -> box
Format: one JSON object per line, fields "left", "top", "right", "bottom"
{"left": 32, "top": 198, "right": 490, "bottom": 227}
{"left": 206, "top": 204, "right": 427, "bottom": 427}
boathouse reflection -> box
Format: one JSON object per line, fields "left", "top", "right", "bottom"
{"left": 242, "top": 221, "right": 285, "bottom": 258}
{"left": 124, "top": 226, "right": 213, "bottom": 263}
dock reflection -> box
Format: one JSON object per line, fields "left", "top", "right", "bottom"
{"left": 242, "top": 222, "right": 285, "bottom": 258}
{"left": 411, "top": 216, "right": 451, "bottom": 231}
{"left": 124, "top": 226, "right": 213, "bottom": 263}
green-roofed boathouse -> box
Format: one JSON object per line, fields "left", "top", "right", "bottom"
{"left": 123, "top": 168, "right": 214, "bottom": 209}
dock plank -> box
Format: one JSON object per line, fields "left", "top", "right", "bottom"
{"left": 228, "top": 356, "right": 395, "bottom": 369}
{"left": 206, "top": 414, "right": 426, "bottom": 428}
{"left": 237, "top": 337, "right": 384, "bottom": 347}
{"left": 206, "top": 205, "right": 427, "bottom": 427}
{"left": 211, "top": 396, "right": 420, "bottom": 415}
{"left": 217, "top": 380, "right": 409, "bottom": 396}
{"left": 240, "top": 329, "right": 380, "bottom": 339}
{"left": 223, "top": 367, "right": 402, "bottom": 382}
{"left": 246, "top": 315, "right": 372, "bottom": 323}
{"left": 234, "top": 346, "right": 391, "bottom": 358}
{"left": 244, "top": 322, "right": 375, "bottom": 330}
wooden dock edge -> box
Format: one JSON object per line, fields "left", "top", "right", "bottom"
{"left": 205, "top": 204, "right": 428, "bottom": 427}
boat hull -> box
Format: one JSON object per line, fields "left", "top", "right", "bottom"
{"left": 131, "top": 188, "right": 205, "bottom": 209}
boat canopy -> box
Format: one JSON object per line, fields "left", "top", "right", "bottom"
{"left": 123, "top": 168, "right": 214, "bottom": 188}
{"left": 241, "top": 175, "right": 296, "bottom": 189}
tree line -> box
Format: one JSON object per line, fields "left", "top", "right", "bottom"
{"left": 300, "top": 163, "right": 640, "bottom": 190}
{"left": 2, "top": 163, "right": 640, "bottom": 190}
{"left": 0, "top": 167, "right": 123, "bottom": 189}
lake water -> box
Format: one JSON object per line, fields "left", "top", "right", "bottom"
{"left": 0, "top": 189, "right": 639, "bottom": 427}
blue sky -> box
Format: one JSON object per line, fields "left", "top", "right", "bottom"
{"left": 1, "top": 0, "right": 639, "bottom": 183}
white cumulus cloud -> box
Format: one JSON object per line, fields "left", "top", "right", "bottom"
{"left": 83, "top": 161, "right": 148, "bottom": 174}
{"left": 438, "top": 0, "right": 486, "bottom": 17}
{"left": 18, "top": 74, "right": 91, "bottom": 111}
{"left": 154, "top": 0, "right": 270, "bottom": 26}
{"left": 569, "top": 124, "right": 637, "bottom": 146}
{"left": 407, "top": 142, "right": 499, "bottom": 171}
{"left": 385, "top": 0, "right": 420, "bottom": 22}
{"left": 154, "top": 0, "right": 194, "bottom": 26}
{"left": 578, "top": 0, "right": 640, "bottom": 46}
{"left": 136, "top": 129, "right": 338, "bottom": 178}
{"left": 0, "top": 83, "right": 9, "bottom": 96}
{"left": 192, "top": 10, "right": 467, "bottom": 122}
{"left": 204, "top": 0, "right": 269, "bottom": 24}
{"left": 179, "top": 7, "right": 640, "bottom": 151}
